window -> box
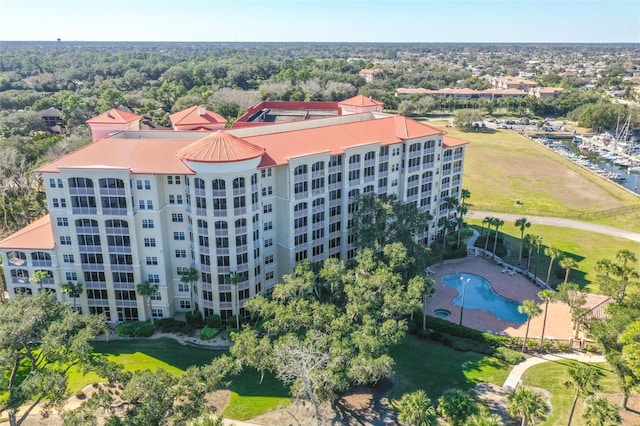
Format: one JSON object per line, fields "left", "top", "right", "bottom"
{"left": 295, "top": 234, "right": 307, "bottom": 246}
{"left": 175, "top": 249, "right": 187, "bottom": 258}
{"left": 329, "top": 222, "right": 341, "bottom": 233}
{"left": 329, "top": 237, "right": 341, "bottom": 249}
{"left": 52, "top": 198, "right": 59, "bottom": 208}
{"left": 312, "top": 211, "right": 324, "bottom": 223}
{"left": 146, "top": 256, "right": 158, "bottom": 265}
{"left": 172, "top": 213, "right": 183, "bottom": 222}
{"left": 379, "top": 177, "right": 388, "bottom": 188}
{"left": 265, "top": 255, "right": 274, "bottom": 265}
{"left": 295, "top": 250, "right": 307, "bottom": 262}
{"left": 49, "top": 178, "right": 56, "bottom": 188}
{"left": 66, "top": 272, "right": 77, "bottom": 281}
{"left": 81, "top": 253, "right": 104, "bottom": 264}
{"left": 266, "top": 271, "right": 275, "bottom": 280}
{"left": 57, "top": 217, "right": 69, "bottom": 226}
{"left": 261, "top": 168, "right": 272, "bottom": 178}
{"left": 294, "top": 165, "right": 307, "bottom": 175}
{"left": 69, "top": 177, "right": 94, "bottom": 188}
{"left": 263, "top": 221, "right": 273, "bottom": 231}
{"left": 263, "top": 203, "right": 273, "bottom": 214}
{"left": 147, "top": 274, "right": 160, "bottom": 283}
{"left": 364, "top": 166, "right": 375, "bottom": 177}
{"left": 236, "top": 234, "right": 248, "bottom": 246}
{"left": 177, "top": 266, "right": 190, "bottom": 275}
{"left": 237, "top": 253, "right": 248, "bottom": 265}
{"left": 365, "top": 151, "right": 376, "bottom": 161}
{"left": 262, "top": 186, "right": 273, "bottom": 196}
{"left": 180, "top": 300, "right": 192, "bottom": 310}
{"left": 98, "top": 178, "right": 124, "bottom": 189}
{"left": 312, "top": 245, "right": 324, "bottom": 256}
{"left": 167, "top": 176, "right": 173, "bottom": 184}
{"left": 312, "top": 161, "right": 324, "bottom": 172}
{"left": 216, "top": 237, "right": 229, "bottom": 248}
{"left": 328, "top": 173, "right": 342, "bottom": 184}
{"left": 311, "top": 177, "right": 324, "bottom": 191}
{"left": 107, "top": 235, "right": 130, "bottom": 247}
{"left": 294, "top": 217, "right": 307, "bottom": 229}
{"left": 233, "top": 196, "right": 245, "bottom": 209}
{"left": 264, "top": 238, "right": 273, "bottom": 248}
{"left": 144, "top": 238, "right": 156, "bottom": 247}
{"left": 217, "top": 256, "right": 230, "bottom": 267}
{"left": 60, "top": 236, "right": 72, "bottom": 245}
{"left": 195, "top": 178, "right": 205, "bottom": 189}
{"left": 219, "top": 292, "right": 232, "bottom": 302}
{"left": 142, "top": 219, "right": 154, "bottom": 228}
{"left": 173, "top": 232, "right": 185, "bottom": 241}
{"left": 349, "top": 154, "right": 360, "bottom": 164}
{"left": 178, "top": 283, "right": 189, "bottom": 292}
{"left": 63, "top": 254, "right": 74, "bottom": 263}
{"left": 312, "top": 228, "right": 324, "bottom": 240}
{"left": 294, "top": 181, "right": 308, "bottom": 194}
{"left": 348, "top": 170, "right": 360, "bottom": 181}
{"left": 71, "top": 195, "right": 97, "bottom": 208}
{"left": 113, "top": 272, "right": 135, "bottom": 283}
{"left": 199, "top": 235, "right": 210, "bottom": 247}
{"left": 233, "top": 177, "right": 245, "bottom": 189}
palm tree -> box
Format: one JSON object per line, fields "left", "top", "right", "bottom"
{"left": 565, "top": 363, "right": 602, "bottom": 426}
{"left": 559, "top": 257, "right": 579, "bottom": 284}
{"left": 423, "top": 277, "right": 436, "bottom": 332}
{"left": 583, "top": 396, "right": 621, "bottom": 426}
{"left": 29, "top": 270, "right": 50, "bottom": 290}
{"left": 523, "top": 234, "right": 537, "bottom": 273}
{"left": 507, "top": 386, "right": 548, "bottom": 426}
{"left": 61, "top": 281, "right": 84, "bottom": 312}
{"left": 544, "top": 245, "right": 561, "bottom": 287}
{"left": 538, "top": 289, "right": 555, "bottom": 350}
{"left": 518, "top": 300, "right": 542, "bottom": 352}
{"left": 230, "top": 271, "right": 241, "bottom": 329}
{"left": 454, "top": 215, "right": 466, "bottom": 248}
{"left": 532, "top": 235, "right": 544, "bottom": 284}
{"left": 491, "top": 218, "right": 504, "bottom": 260}
{"left": 136, "top": 280, "right": 159, "bottom": 323}
{"left": 437, "top": 388, "right": 477, "bottom": 426}
{"left": 180, "top": 266, "right": 199, "bottom": 311}
{"left": 443, "top": 196, "right": 459, "bottom": 217}
{"left": 395, "top": 390, "right": 437, "bottom": 426}
{"left": 460, "top": 188, "right": 471, "bottom": 210}
{"left": 465, "top": 409, "right": 503, "bottom": 426}
{"left": 481, "top": 216, "right": 492, "bottom": 238}
{"left": 515, "top": 217, "right": 531, "bottom": 263}
{"left": 556, "top": 282, "right": 587, "bottom": 339}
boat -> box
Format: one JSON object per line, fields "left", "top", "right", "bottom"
{"left": 629, "top": 166, "right": 640, "bottom": 174}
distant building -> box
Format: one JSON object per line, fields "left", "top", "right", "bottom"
{"left": 395, "top": 87, "right": 527, "bottom": 99}
{"left": 38, "top": 107, "right": 65, "bottom": 133}
{"left": 169, "top": 106, "right": 227, "bottom": 131}
{"left": 1, "top": 97, "right": 467, "bottom": 324}
{"left": 488, "top": 76, "right": 539, "bottom": 91}
{"left": 359, "top": 68, "right": 383, "bottom": 83}
{"left": 529, "top": 87, "right": 565, "bottom": 99}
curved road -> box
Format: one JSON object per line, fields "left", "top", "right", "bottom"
{"left": 470, "top": 211, "right": 640, "bottom": 243}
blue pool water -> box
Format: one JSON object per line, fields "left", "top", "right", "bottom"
{"left": 441, "top": 273, "right": 527, "bottom": 323}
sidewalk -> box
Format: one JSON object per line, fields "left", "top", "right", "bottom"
{"left": 502, "top": 352, "right": 606, "bottom": 390}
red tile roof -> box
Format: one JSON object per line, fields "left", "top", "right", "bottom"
{"left": 38, "top": 134, "right": 196, "bottom": 175}
{"left": 339, "top": 95, "right": 384, "bottom": 107}
{"left": 0, "top": 215, "right": 54, "bottom": 250}
{"left": 37, "top": 116, "right": 453, "bottom": 174}
{"left": 241, "top": 116, "right": 443, "bottom": 167}
{"left": 170, "top": 106, "right": 227, "bottom": 126}
{"left": 177, "top": 131, "right": 265, "bottom": 163}
{"left": 443, "top": 135, "right": 469, "bottom": 148}
{"left": 86, "top": 109, "right": 141, "bottom": 124}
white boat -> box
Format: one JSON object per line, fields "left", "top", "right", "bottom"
{"left": 629, "top": 166, "right": 640, "bottom": 174}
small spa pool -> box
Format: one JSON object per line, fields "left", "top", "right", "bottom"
{"left": 433, "top": 308, "right": 452, "bottom": 318}
{"left": 441, "top": 273, "right": 527, "bottom": 323}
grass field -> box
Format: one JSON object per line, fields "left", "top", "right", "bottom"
{"left": 521, "top": 360, "right": 620, "bottom": 426}
{"left": 426, "top": 120, "right": 640, "bottom": 232}
{"left": 466, "top": 221, "right": 639, "bottom": 293}
{"left": 388, "top": 335, "right": 511, "bottom": 402}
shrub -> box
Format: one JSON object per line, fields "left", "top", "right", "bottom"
{"left": 228, "top": 315, "right": 242, "bottom": 329}
{"left": 200, "top": 326, "right": 219, "bottom": 341}
{"left": 494, "top": 347, "right": 525, "bottom": 365}
{"left": 426, "top": 316, "right": 509, "bottom": 347}
{"left": 541, "top": 340, "right": 554, "bottom": 352}
{"left": 206, "top": 314, "right": 221, "bottom": 329}
{"left": 75, "top": 390, "right": 86, "bottom": 400}
{"left": 157, "top": 318, "right": 187, "bottom": 333}
{"left": 585, "top": 343, "right": 602, "bottom": 354}
{"left": 115, "top": 321, "right": 155, "bottom": 337}
{"left": 185, "top": 310, "right": 203, "bottom": 327}
{"left": 556, "top": 341, "right": 571, "bottom": 352}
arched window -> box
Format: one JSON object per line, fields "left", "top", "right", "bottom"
{"left": 212, "top": 179, "right": 226, "bottom": 191}
{"left": 251, "top": 174, "right": 258, "bottom": 185}
{"left": 294, "top": 165, "right": 308, "bottom": 175}
{"left": 197, "top": 219, "right": 208, "bottom": 229}
{"left": 363, "top": 185, "right": 374, "bottom": 193}
{"left": 408, "top": 175, "right": 420, "bottom": 185}
{"left": 294, "top": 202, "right": 308, "bottom": 212}
{"left": 68, "top": 177, "right": 94, "bottom": 188}
{"left": 312, "top": 198, "right": 325, "bottom": 207}
{"left": 235, "top": 218, "right": 247, "bottom": 229}
{"left": 76, "top": 218, "right": 98, "bottom": 227}
{"left": 105, "top": 219, "right": 128, "bottom": 228}
{"left": 214, "top": 221, "right": 228, "bottom": 230}
{"left": 233, "top": 177, "right": 245, "bottom": 189}
{"left": 364, "top": 151, "right": 376, "bottom": 161}
{"left": 422, "top": 171, "right": 433, "bottom": 180}
{"left": 349, "top": 154, "right": 360, "bottom": 164}
{"left": 6, "top": 251, "right": 27, "bottom": 266}
{"left": 31, "top": 252, "right": 51, "bottom": 262}
{"left": 195, "top": 178, "right": 205, "bottom": 189}
{"left": 11, "top": 269, "right": 29, "bottom": 281}
{"left": 409, "top": 143, "right": 421, "bottom": 152}
{"left": 98, "top": 178, "right": 124, "bottom": 189}
{"left": 311, "top": 161, "right": 324, "bottom": 172}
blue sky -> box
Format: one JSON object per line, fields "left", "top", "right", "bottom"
{"left": 1, "top": 0, "right": 638, "bottom": 43}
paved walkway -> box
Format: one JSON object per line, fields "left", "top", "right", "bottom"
{"left": 502, "top": 352, "right": 606, "bottom": 390}
{"left": 470, "top": 211, "right": 640, "bottom": 243}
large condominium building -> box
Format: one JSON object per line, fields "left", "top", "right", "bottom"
{"left": 0, "top": 97, "right": 468, "bottom": 324}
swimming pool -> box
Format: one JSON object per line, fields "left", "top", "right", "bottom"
{"left": 441, "top": 273, "right": 527, "bottom": 323}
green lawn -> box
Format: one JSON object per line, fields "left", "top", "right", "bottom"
{"left": 467, "top": 221, "right": 639, "bottom": 293}
{"left": 521, "top": 360, "right": 620, "bottom": 426}
{"left": 389, "top": 335, "right": 511, "bottom": 402}
{"left": 81, "top": 339, "right": 290, "bottom": 421}
{"left": 425, "top": 119, "right": 640, "bottom": 232}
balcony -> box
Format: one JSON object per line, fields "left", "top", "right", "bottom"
{"left": 196, "top": 207, "right": 207, "bottom": 216}
{"left": 99, "top": 188, "right": 126, "bottom": 196}
{"left": 194, "top": 187, "right": 205, "bottom": 197}
{"left": 102, "top": 208, "right": 127, "bottom": 216}
{"left": 213, "top": 209, "right": 227, "bottom": 217}
{"left": 81, "top": 263, "right": 105, "bottom": 271}
{"left": 110, "top": 264, "right": 133, "bottom": 272}
{"left": 79, "top": 244, "right": 102, "bottom": 253}
{"left": 107, "top": 245, "right": 131, "bottom": 254}
{"left": 31, "top": 260, "right": 53, "bottom": 267}
{"left": 69, "top": 187, "right": 95, "bottom": 196}
{"left": 72, "top": 207, "right": 97, "bottom": 215}
{"left": 105, "top": 226, "right": 128, "bottom": 235}
{"left": 211, "top": 189, "right": 225, "bottom": 197}
{"left": 294, "top": 174, "right": 308, "bottom": 183}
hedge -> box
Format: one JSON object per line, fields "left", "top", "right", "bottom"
{"left": 115, "top": 321, "right": 155, "bottom": 337}
{"left": 200, "top": 326, "right": 219, "bottom": 341}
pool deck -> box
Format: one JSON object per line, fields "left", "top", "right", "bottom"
{"left": 426, "top": 256, "right": 608, "bottom": 341}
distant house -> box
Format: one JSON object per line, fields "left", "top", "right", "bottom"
{"left": 86, "top": 109, "right": 142, "bottom": 141}
{"left": 489, "top": 76, "right": 539, "bottom": 91}
{"left": 38, "top": 107, "right": 64, "bottom": 133}
{"left": 169, "top": 106, "right": 227, "bottom": 131}
{"left": 395, "top": 87, "right": 527, "bottom": 99}
{"left": 359, "top": 68, "right": 383, "bottom": 83}
{"left": 530, "top": 87, "right": 565, "bottom": 99}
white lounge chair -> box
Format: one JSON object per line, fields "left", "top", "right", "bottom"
{"left": 508, "top": 270, "right": 517, "bottom": 276}
{"left": 501, "top": 267, "right": 509, "bottom": 273}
